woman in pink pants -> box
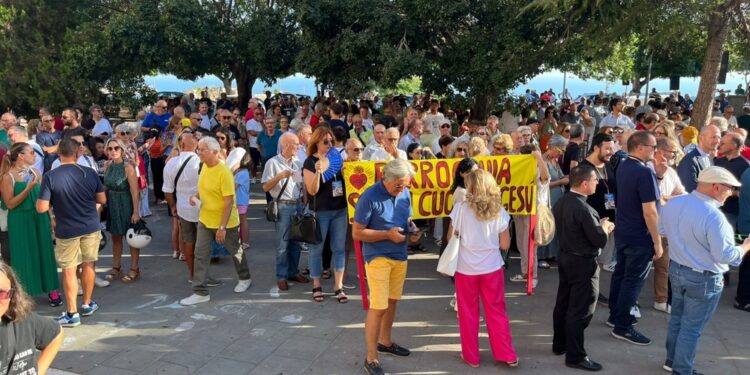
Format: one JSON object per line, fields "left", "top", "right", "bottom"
{"left": 448, "top": 169, "right": 518, "bottom": 368}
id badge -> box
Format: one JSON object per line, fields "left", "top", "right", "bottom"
{"left": 332, "top": 180, "right": 344, "bottom": 197}
{"left": 604, "top": 193, "right": 616, "bottom": 210}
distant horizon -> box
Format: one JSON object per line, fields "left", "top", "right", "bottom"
{"left": 145, "top": 70, "right": 750, "bottom": 99}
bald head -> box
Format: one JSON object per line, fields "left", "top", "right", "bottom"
{"left": 180, "top": 132, "right": 197, "bottom": 152}
{"left": 279, "top": 132, "right": 300, "bottom": 158}
{"left": 1, "top": 112, "right": 17, "bottom": 130}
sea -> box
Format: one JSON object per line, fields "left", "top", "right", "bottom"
{"left": 146, "top": 70, "right": 750, "bottom": 99}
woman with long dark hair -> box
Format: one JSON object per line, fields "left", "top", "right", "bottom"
{"left": 0, "top": 143, "right": 61, "bottom": 305}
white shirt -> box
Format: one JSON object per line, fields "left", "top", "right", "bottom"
{"left": 450, "top": 201, "right": 510, "bottom": 275}
{"left": 601, "top": 112, "right": 635, "bottom": 129}
{"left": 296, "top": 146, "right": 308, "bottom": 163}
{"left": 245, "top": 119, "right": 263, "bottom": 148}
{"left": 726, "top": 115, "right": 738, "bottom": 128}
{"left": 368, "top": 147, "right": 407, "bottom": 161}
{"left": 261, "top": 154, "right": 303, "bottom": 201}
{"left": 200, "top": 114, "right": 211, "bottom": 130}
{"left": 422, "top": 112, "right": 446, "bottom": 136}
{"left": 162, "top": 151, "right": 200, "bottom": 222}
{"left": 363, "top": 142, "right": 383, "bottom": 160}
{"left": 51, "top": 155, "right": 97, "bottom": 172}
{"left": 91, "top": 118, "right": 113, "bottom": 136}
{"left": 362, "top": 118, "right": 374, "bottom": 130}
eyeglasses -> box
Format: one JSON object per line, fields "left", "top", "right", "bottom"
{"left": 107, "top": 146, "right": 122, "bottom": 151}
{"left": 349, "top": 147, "right": 364, "bottom": 152}
{"left": 221, "top": 116, "right": 231, "bottom": 120}
{"left": 719, "top": 183, "right": 738, "bottom": 192}
{"left": 521, "top": 133, "right": 531, "bottom": 137}
{"left": 659, "top": 149, "right": 678, "bottom": 160}
{"left": 119, "top": 131, "right": 130, "bottom": 136}
{"left": 387, "top": 138, "right": 399, "bottom": 142}
{"left": 456, "top": 147, "right": 467, "bottom": 152}
{"left": 0, "top": 288, "right": 14, "bottom": 300}
{"left": 190, "top": 117, "right": 201, "bottom": 121}
{"left": 613, "top": 129, "right": 624, "bottom": 134}
{"left": 76, "top": 141, "right": 86, "bottom": 147}
{"left": 493, "top": 146, "right": 506, "bottom": 152}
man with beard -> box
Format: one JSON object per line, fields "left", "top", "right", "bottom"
{"left": 580, "top": 134, "right": 617, "bottom": 304}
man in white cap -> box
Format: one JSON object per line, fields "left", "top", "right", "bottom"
{"left": 659, "top": 166, "right": 750, "bottom": 375}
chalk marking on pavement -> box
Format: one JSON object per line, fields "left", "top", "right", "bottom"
{"left": 175, "top": 321, "right": 195, "bottom": 332}
{"left": 135, "top": 294, "right": 169, "bottom": 309}
{"left": 154, "top": 301, "right": 190, "bottom": 310}
{"left": 247, "top": 313, "right": 257, "bottom": 324}
{"left": 215, "top": 303, "right": 248, "bottom": 317}
{"left": 269, "top": 286, "right": 280, "bottom": 298}
{"left": 190, "top": 313, "right": 217, "bottom": 321}
{"left": 280, "top": 314, "right": 303, "bottom": 324}
{"left": 249, "top": 328, "right": 265, "bottom": 337}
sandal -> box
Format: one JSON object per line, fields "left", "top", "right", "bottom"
{"left": 538, "top": 261, "right": 551, "bottom": 269}
{"left": 104, "top": 267, "right": 122, "bottom": 282}
{"left": 122, "top": 268, "right": 140, "bottom": 283}
{"left": 509, "top": 274, "right": 527, "bottom": 283}
{"left": 322, "top": 269, "right": 332, "bottom": 279}
{"left": 334, "top": 289, "right": 349, "bottom": 304}
{"left": 312, "top": 287, "right": 324, "bottom": 302}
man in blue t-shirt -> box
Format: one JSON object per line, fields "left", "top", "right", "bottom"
{"left": 610, "top": 131, "right": 663, "bottom": 346}
{"left": 141, "top": 100, "right": 172, "bottom": 133}
{"left": 37, "top": 138, "right": 106, "bottom": 327}
{"left": 353, "top": 159, "right": 418, "bottom": 375}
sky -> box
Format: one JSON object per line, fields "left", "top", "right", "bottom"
{"left": 146, "top": 70, "right": 750, "bottom": 99}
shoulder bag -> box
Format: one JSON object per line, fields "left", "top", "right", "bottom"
{"left": 437, "top": 203, "right": 463, "bottom": 276}
{"left": 289, "top": 194, "right": 322, "bottom": 245}
{"left": 534, "top": 184, "right": 555, "bottom": 246}
{"left": 266, "top": 177, "right": 290, "bottom": 222}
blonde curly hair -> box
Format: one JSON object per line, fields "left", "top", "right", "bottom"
{"left": 464, "top": 169, "right": 503, "bottom": 221}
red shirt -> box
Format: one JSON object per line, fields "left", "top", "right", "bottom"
{"left": 742, "top": 146, "right": 750, "bottom": 160}
{"left": 53, "top": 117, "right": 65, "bottom": 132}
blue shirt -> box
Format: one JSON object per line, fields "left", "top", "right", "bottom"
{"left": 354, "top": 181, "right": 412, "bottom": 262}
{"left": 234, "top": 169, "right": 250, "bottom": 206}
{"left": 660, "top": 191, "right": 744, "bottom": 274}
{"left": 615, "top": 156, "right": 660, "bottom": 247}
{"left": 142, "top": 112, "right": 172, "bottom": 131}
{"left": 257, "top": 131, "right": 283, "bottom": 161}
{"left": 39, "top": 164, "right": 104, "bottom": 239}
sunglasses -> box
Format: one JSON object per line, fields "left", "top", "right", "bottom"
{"left": 349, "top": 147, "right": 364, "bottom": 152}
{"left": 221, "top": 116, "right": 231, "bottom": 119}
{"left": 107, "top": 146, "right": 122, "bottom": 151}
{"left": 191, "top": 117, "right": 201, "bottom": 121}
{"left": 477, "top": 132, "right": 488, "bottom": 136}
{"left": 613, "top": 129, "right": 624, "bottom": 134}
{"left": 456, "top": 147, "right": 467, "bottom": 152}
{"left": 563, "top": 129, "right": 571, "bottom": 133}
{"left": 387, "top": 138, "right": 399, "bottom": 142}
{"left": 217, "top": 136, "right": 227, "bottom": 141}
{"left": 440, "top": 124, "right": 451, "bottom": 128}
{"left": 322, "top": 139, "right": 332, "bottom": 146}
{"left": 119, "top": 131, "right": 130, "bottom": 136}
{"left": 0, "top": 288, "right": 14, "bottom": 300}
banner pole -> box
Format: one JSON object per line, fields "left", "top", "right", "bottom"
{"left": 354, "top": 240, "right": 369, "bottom": 310}
{"left": 527, "top": 214, "right": 536, "bottom": 296}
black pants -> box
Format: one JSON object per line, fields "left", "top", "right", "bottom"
{"left": 150, "top": 155, "right": 166, "bottom": 201}
{"left": 0, "top": 230, "right": 9, "bottom": 264}
{"left": 552, "top": 252, "right": 599, "bottom": 363}
{"left": 736, "top": 252, "right": 750, "bottom": 305}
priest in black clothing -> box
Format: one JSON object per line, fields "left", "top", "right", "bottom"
{"left": 552, "top": 164, "right": 614, "bottom": 372}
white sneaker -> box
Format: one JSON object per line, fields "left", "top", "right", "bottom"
{"left": 533, "top": 279, "right": 539, "bottom": 289}
{"left": 95, "top": 276, "right": 110, "bottom": 288}
{"left": 630, "top": 305, "right": 642, "bottom": 318}
{"left": 180, "top": 294, "right": 210, "bottom": 305}
{"left": 653, "top": 302, "right": 671, "bottom": 314}
{"left": 449, "top": 294, "right": 457, "bottom": 312}
{"left": 77, "top": 279, "right": 83, "bottom": 296}
{"left": 234, "top": 279, "right": 252, "bottom": 293}
{"left": 603, "top": 262, "right": 617, "bottom": 272}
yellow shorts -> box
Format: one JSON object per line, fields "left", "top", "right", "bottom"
{"left": 55, "top": 231, "right": 101, "bottom": 269}
{"left": 365, "top": 257, "right": 407, "bottom": 310}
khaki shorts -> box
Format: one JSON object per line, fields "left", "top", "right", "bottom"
{"left": 55, "top": 231, "right": 101, "bottom": 269}
{"left": 365, "top": 257, "right": 408, "bottom": 310}
{"left": 179, "top": 218, "right": 198, "bottom": 243}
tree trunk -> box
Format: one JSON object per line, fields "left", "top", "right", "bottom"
{"left": 471, "top": 94, "right": 494, "bottom": 120}
{"left": 234, "top": 68, "right": 256, "bottom": 113}
{"left": 221, "top": 77, "right": 234, "bottom": 96}
{"left": 692, "top": 2, "right": 737, "bottom": 129}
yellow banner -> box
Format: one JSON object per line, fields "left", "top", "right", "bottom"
{"left": 343, "top": 155, "right": 538, "bottom": 219}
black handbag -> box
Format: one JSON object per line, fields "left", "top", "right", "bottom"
{"left": 266, "top": 177, "right": 290, "bottom": 222}
{"left": 289, "top": 196, "right": 322, "bottom": 244}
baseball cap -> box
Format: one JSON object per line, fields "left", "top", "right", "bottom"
{"left": 697, "top": 166, "right": 741, "bottom": 187}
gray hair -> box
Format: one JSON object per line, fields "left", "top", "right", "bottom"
{"left": 289, "top": 118, "right": 304, "bottom": 130}
{"left": 569, "top": 123, "right": 584, "bottom": 139}
{"left": 517, "top": 125, "right": 531, "bottom": 134}
{"left": 385, "top": 127, "right": 400, "bottom": 137}
{"left": 115, "top": 123, "right": 130, "bottom": 134}
{"left": 548, "top": 134, "right": 568, "bottom": 148}
{"left": 199, "top": 136, "right": 221, "bottom": 153}
{"left": 382, "top": 159, "right": 416, "bottom": 182}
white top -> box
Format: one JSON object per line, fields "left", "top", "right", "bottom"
{"left": 296, "top": 146, "right": 308, "bottom": 163}
{"left": 500, "top": 111, "right": 519, "bottom": 133}
{"left": 245, "top": 119, "right": 263, "bottom": 148}
{"left": 600, "top": 113, "right": 635, "bottom": 129}
{"left": 225, "top": 147, "right": 247, "bottom": 170}
{"left": 162, "top": 151, "right": 200, "bottom": 222}
{"left": 652, "top": 164, "right": 685, "bottom": 197}
{"left": 422, "top": 112, "right": 446, "bottom": 136}
{"left": 727, "top": 115, "right": 738, "bottom": 128}
{"left": 363, "top": 142, "right": 383, "bottom": 160}
{"left": 51, "top": 154, "right": 96, "bottom": 172}
{"left": 450, "top": 201, "right": 510, "bottom": 275}
{"left": 362, "top": 118, "right": 374, "bottom": 130}
{"left": 261, "top": 154, "right": 303, "bottom": 201}
{"left": 368, "top": 147, "right": 407, "bottom": 161}
{"left": 26, "top": 140, "right": 45, "bottom": 174}
{"left": 91, "top": 118, "right": 113, "bottom": 136}
{"left": 200, "top": 114, "right": 212, "bottom": 130}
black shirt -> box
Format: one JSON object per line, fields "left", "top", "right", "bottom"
{"left": 210, "top": 124, "right": 241, "bottom": 141}
{"left": 580, "top": 159, "right": 617, "bottom": 221}
{"left": 303, "top": 155, "right": 347, "bottom": 211}
{"left": 553, "top": 191, "right": 608, "bottom": 257}
{"left": 713, "top": 156, "right": 750, "bottom": 215}
{"left": 0, "top": 313, "right": 61, "bottom": 375}
{"left": 561, "top": 142, "right": 581, "bottom": 175}
{"left": 61, "top": 126, "right": 88, "bottom": 140}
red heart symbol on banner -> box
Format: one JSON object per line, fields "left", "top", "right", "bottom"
{"left": 350, "top": 173, "right": 367, "bottom": 190}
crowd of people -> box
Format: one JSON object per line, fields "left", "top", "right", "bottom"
{"left": 0, "top": 86, "right": 749, "bottom": 374}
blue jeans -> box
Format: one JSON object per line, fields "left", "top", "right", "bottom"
{"left": 665, "top": 262, "right": 723, "bottom": 374}
{"left": 608, "top": 243, "right": 653, "bottom": 331}
{"left": 308, "top": 208, "right": 347, "bottom": 279}
{"left": 275, "top": 202, "right": 303, "bottom": 280}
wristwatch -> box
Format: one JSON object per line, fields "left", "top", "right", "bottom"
{"left": 219, "top": 225, "right": 226, "bottom": 231}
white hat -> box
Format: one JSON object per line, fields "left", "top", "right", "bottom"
{"left": 697, "top": 166, "right": 741, "bottom": 187}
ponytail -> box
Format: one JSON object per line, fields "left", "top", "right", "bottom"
{"left": 0, "top": 143, "right": 29, "bottom": 177}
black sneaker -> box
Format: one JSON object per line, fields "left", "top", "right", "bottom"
{"left": 611, "top": 327, "right": 651, "bottom": 345}
{"left": 377, "top": 342, "right": 411, "bottom": 356}
{"left": 663, "top": 359, "right": 673, "bottom": 372}
{"left": 605, "top": 317, "right": 638, "bottom": 328}
{"left": 363, "top": 359, "right": 385, "bottom": 375}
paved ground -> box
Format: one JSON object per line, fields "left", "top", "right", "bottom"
{"left": 39, "top": 185, "right": 750, "bottom": 375}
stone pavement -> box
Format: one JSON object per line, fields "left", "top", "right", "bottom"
{"left": 39, "top": 186, "right": 750, "bottom": 375}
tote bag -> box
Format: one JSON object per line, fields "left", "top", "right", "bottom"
{"left": 437, "top": 204, "right": 463, "bottom": 276}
